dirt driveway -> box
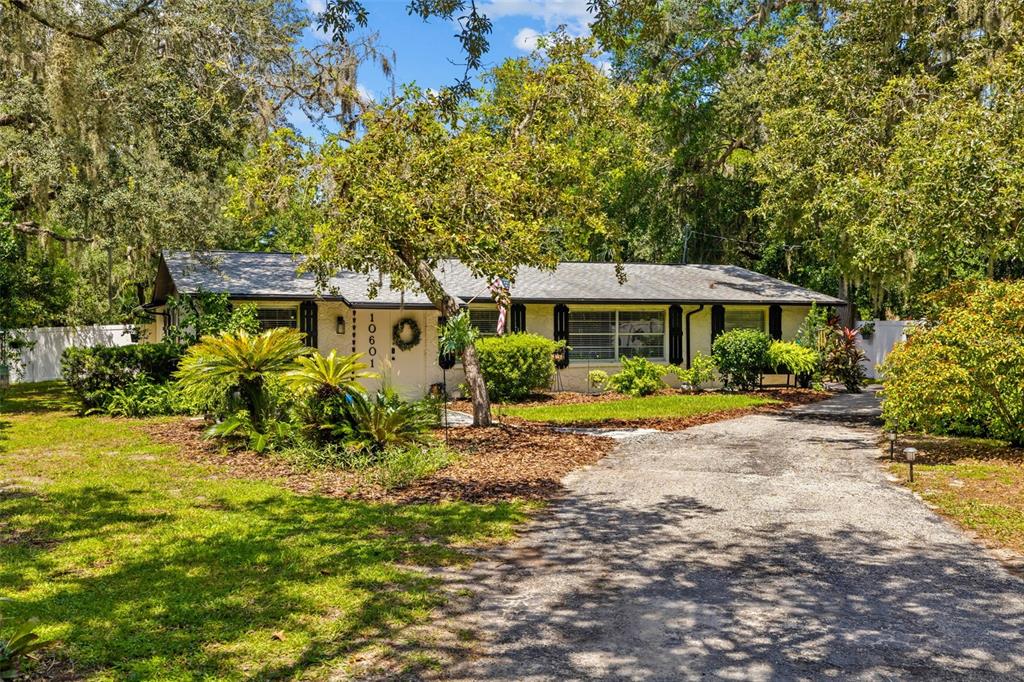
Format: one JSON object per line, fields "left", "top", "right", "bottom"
{"left": 441, "top": 391, "right": 1024, "bottom": 680}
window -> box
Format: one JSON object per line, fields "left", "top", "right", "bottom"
{"left": 568, "top": 311, "right": 616, "bottom": 360}
{"left": 256, "top": 307, "right": 297, "bottom": 330}
{"left": 724, "top": 310, "right": 765, "bottom": 333}
{"left": 469, "top": 308, "right": 506, "bottom": 337}
{"left": 618, "top": 311, "right": 665, "bottom": 358}
{"left": 568, "top": 310, "right": 666, "bottom": 361}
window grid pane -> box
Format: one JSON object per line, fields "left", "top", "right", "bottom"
{"left": 724, "top": 310, "right": 764, "bottom": 333}
{"left": 568, "top": 310, "right": 665, "bottom": 362}
{"left": 568, "top": 311, "right": 614, "bottom": 360}
{"left": 470, "top": 308, "right": 505, "bottom": 337}
{"left": 256, "top": 308, "right": 297, "bottom": 330}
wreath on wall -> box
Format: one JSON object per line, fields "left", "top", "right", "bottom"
{"left": 392, "top": 317, "right": 421, "bottom": 351}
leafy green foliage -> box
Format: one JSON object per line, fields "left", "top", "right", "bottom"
{"left": 61, "top": 342, "right": 183, "bottom": 409}
{"left": 102, "top": 379, "right": 181, "bottom": 418}
{"left": 664, "top": 353, "right": 717, "bottom": 392}
{"left": 475, "top": 334, "right": 559, "bottom": 401}
{"left": 328, "top": 390, "right": 436, "bottom": 455}
{"left": 712, "top": 329, "right": 772, "bottom": 391}
{"left": 0, "top": 609, "right": 50, "bottom": 680}
{"left": 164, "top": 294, "right": 261, "bottom": 346}
{"left": 824, "top": 327, "right": 867, "bottom": 393}
{"left": 605, "top": 356, "right": 665, "bottom": 397}
{"left": 882, "top": 281, "right": 1024, "bottom": 446}
{"left": 438, "top": 311, "right": 479, "bottom": 357}
{"left": 372, "top": 444, "right": 458, "bottom": 490}
{"left": 768, "top": 341, "right": 819, "bottom": 377}
{"left": 175, "top": 328, "right": 309, "bottom": 430}
{"left": 285, "top": 350, "right": 376, "bottom": 397}
{"left": 588, "top": 369, "right": 610, "bottom": 392}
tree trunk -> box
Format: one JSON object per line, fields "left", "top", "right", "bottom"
{"left": 392, "top": 241, "right": 492, "bottom": 426}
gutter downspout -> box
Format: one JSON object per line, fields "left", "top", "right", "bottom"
{"left": 685, "top": 304, "right": 705, "bottom": 369}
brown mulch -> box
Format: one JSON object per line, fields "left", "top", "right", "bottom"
{"left": 144, "top": 419, "right": 613, "bottom": 504}
{"left": 454, "top": 387, "right": 831, "bottom": 431}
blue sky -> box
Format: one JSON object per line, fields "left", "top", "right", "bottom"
{"left": 294, "top": 0, "right": 595, "bottom": 135}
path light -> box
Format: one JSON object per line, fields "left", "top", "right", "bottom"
{"left": 888, "top": 430, "right": 897, "bottom": 461}
{"left": 904, "top": 447, "right": 918, "bottom": 482}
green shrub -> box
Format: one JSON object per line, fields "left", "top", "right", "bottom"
{"left": 163, "top": 293, "right": 260, "bottom": 346}
{"left": 103, "top": 379, "right": 181, "bottom": 417}
{"left": 330, "top": 389, "right": 436, "bottom": 454}
{"left": 882, "top": 281, "right": 1024, "bottom": 445}
{"left": 62, "top": 342, "right": 184, "bottom": 409}
{"left": 588, "top": 369, "right": 610, "bottom": 392}
{"left": 664, "top": 353, "right": 717, "bottom": 391}
{"left": 372, "top": 444, "right": 458, "bottom": 490}
{"left": 768, "top": 341, "right": 819, "bottom": 377}
{"left": 475, "top": 333, "right": 560, "bottom": 401}
{"left": 606, "top": 356, "right": 664, "bottom": 396}
{"left": 712, "top": 329, "right": 771, "bottom": 390}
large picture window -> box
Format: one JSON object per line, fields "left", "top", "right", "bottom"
{"left": 724, "top": 310, "right": 765, "bottom": 333}
{"left": 568, "top": 310, "right": 665, "bottom": 361}
{"left": 469, "top": 308, "right": 506, "bottom": 337}
{"left": 255, "top": 307, "right": 298, "bottom": 330}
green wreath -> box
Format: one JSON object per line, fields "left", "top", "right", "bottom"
{"left": 392, "top": 317, "right": 421, "bottom": 351}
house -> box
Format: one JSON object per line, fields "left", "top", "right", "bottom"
{"left": 149, "top": 251, "right": 846, "bottom": 397}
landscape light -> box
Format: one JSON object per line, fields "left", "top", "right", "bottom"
{"left": 904, "top": 447, "right": 918, "bottom": 482}
{"left": 888, "top": 431, "right": 897, "bottom": 460}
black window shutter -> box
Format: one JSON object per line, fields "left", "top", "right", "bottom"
{"left": 437, "top": 316, "right": 456, "bottom": 369}
{"left": 299, "top": 300, "right": 318, "bottom": 348}
{"left": 510, "top": 303, "right": 527, "bottom": 333}
{"left": 711, "top": 304, "right": 725, "bottom": 343}
{"left": 668, "top": 304, "right": 683, "bottom": 365}
{"left": 768, "top": 304, "right": 783, "bottom": 340}
{"left": 553, "top": 304, "right": 569, "bottom": 368}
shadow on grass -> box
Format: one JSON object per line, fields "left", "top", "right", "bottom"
{"left": 0, "top": 381, "right": 77, "bottom": 415}
{"left": 0, "top": 482, "right": 525, "bottom": 678}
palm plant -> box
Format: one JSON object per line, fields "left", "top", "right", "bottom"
{"left": 175, "top": 328, "right": 309, "bottom": 429}
{"left": 332, "top": 390, "right": 435, "bottom": 455}
{"left": 284, "top": 351, "right": 378, "bottom": 399}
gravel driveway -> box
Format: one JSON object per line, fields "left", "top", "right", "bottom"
{"left": 442, "top": 391, "right": 1024, "bottom": 680}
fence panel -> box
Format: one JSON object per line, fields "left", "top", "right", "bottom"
{"left": 10, "top": 325, "right": 134, "bottom": 383}
{"left": 856, "top": 320, "right": 917, "bottom": 379}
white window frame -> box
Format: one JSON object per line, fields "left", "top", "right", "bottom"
{"left": 568, "top": 309, "right": 667, "bottom": 362}
{"left": 724, "top": 308, "right": 766, "bottom": 333}
{"left": 253, "top": 304, "right": 299, "bottom": 331}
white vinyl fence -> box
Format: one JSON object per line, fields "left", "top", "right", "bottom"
{"left": 856, "top": 320, "right": 919, "bottom": 379}
{"left": 8, "top": 325, "right": 134, "bottom": 383}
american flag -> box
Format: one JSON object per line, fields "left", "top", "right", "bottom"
{"left": 490, "top": 277, "right": 510, "bottom": 336}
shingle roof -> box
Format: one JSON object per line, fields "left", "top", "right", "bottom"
{"left": 156, "top": 250, "right": 845, "bottom": 307}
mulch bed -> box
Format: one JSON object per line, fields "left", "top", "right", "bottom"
{"left": 145, "top": 419, "right": 613, "bottom": 504}
{"left": 453, "top": 388, "right": 831, "bottom": 431}
{"left": 145, "top": 388, "right": 827, "bottom": 505}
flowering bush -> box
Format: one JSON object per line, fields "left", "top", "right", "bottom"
{"left": 882, "top": 281, "right": 1024, "bottom": 446}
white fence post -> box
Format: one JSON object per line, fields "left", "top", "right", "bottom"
{"left": 11, "top": 325, "right": 135, "bottom": 384}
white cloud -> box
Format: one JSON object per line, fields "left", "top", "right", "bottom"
{"left": 307, "top": 0, "right": 326, "bottom": 14}
{"left": 481, "top": 0, "right": 592, "bottom": 27}
{"left": 513, "top": 27, "right": 541, "bottom": 52}
{"left": 356, "top": 84, "right": 375, "bottom": 104}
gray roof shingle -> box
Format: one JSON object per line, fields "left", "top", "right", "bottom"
{"left": 157, "top": 250, "right": 845, "bottom": 307}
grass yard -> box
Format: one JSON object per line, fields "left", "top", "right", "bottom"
{"left": 0, "top": 382, "right": 528, "bottom": 680}
{"left": 501, "top": 393, "right": 779, "bottom": 425}
{"left": 886, "top": 433, "right": 1024, "bottom": 554}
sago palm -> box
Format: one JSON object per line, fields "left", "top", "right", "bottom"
{"left": 285, "top": 350, "right": 378, "bottom": 399}
{"left": 176, "top": 328, "right": 309, "bottom": 427}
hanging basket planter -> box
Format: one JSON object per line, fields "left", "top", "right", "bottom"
{"left": 392, "top": 317, "right": 421, "bottom": 351}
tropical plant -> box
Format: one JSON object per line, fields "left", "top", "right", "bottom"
{"left": 768, "top": 341, "right": 819, "bottom": 378}
{"left": 882, "top": 281, "right": 1024, "bottom": 446}
{"left": 605, "top": 356, "right": 665, "bottom": 397}
{"left": 438, "top": 311, "right": 480, "bottom": 357}
{"left": 824, "top": 327, "right": 867, "bottom": 393}
{"left": 0, "top": 609, "right": 49, "bottom": 679}
{"left": 205, "top": 412, "right": 298, "bottom": 453}
{"left": 285, "top": 351, "right": 377, "bottom": 398}
{"left": 175, "top": 328, "right": 309, "bottom": 429}
{"left": 712, "top": 329, "right": 772, "bottom": 391}
{"left": 475, "top": 334, "right": 560, "bottom": 401}
{"left": 103, "top": 379, "right": 180, "bottom": 418}
{"left": 330, "top": 390, "right": 435, "bottom": 455}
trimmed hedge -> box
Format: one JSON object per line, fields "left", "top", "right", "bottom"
{"left": 712, "top": 328, "right": 771, "bottom": 390}
{"left": 62, "top": 342, "right": 183, "bottom": 409}
{"left": 475, "top": 333, "right": 560, "bottom": 401}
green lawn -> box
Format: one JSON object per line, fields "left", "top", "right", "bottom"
{"left": 501, "top": 393, "right": 778, "bottom": 424}
{"left": 0, "top": 382, "right": 528, "bottom": 680}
